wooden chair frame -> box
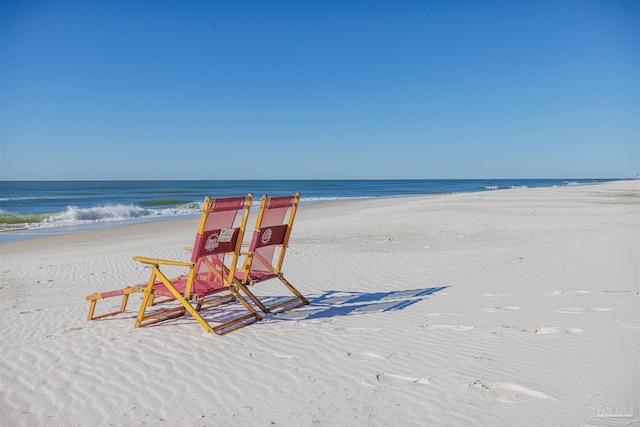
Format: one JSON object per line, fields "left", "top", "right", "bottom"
{"left": 86, "top": 195, "right": 261, "bottom": 335}
{"left": 237, "top": 193, "right": 309, "bottom": 314}
{"left": 86, "top": 286, "right": 144, "bottom": 320}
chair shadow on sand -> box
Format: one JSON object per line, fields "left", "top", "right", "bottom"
{"left": 264, "top": 286, "right": 449, "bottom": 321}
{"left": 100, "top": 286, "right": 448, "bottom": 328}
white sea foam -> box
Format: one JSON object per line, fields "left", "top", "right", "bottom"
{"left": 13, "top": 197, "right": 363, "bottom": 231}
{"left": 30, "top": 204, "right": 201, "bottom": 229}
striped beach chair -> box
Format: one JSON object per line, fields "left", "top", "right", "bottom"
{"left": 86, "top": 194, "right": 261, "bottom": 335}
{"left": 236, "top": 193, "right": 309, "bottom": 314}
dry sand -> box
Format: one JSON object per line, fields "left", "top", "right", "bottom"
{"left": 1, "top": 180, "right": 638, "bottom": 426}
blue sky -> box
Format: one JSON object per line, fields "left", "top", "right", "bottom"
{"left": 1, "top": 0, "right": 638, "bottom": 180}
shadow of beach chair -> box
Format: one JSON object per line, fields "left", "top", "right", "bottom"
{"left": 86, "top": 195, "right": 261, "bottom": 335}
{"left": 236, "top": 193, "right": 309, "bottom": 314}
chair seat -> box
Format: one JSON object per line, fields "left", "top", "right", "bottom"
{"left": 236, "top": 270, "right": 279, "bottom": 284}
{"left": 154, "top": 278, "right": 229, "bottom": 298}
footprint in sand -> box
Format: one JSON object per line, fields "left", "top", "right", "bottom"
{"left": 557, "top": 307, "right": 612, "bottom": 314}
{"left": 556, "top": 307, "right": 587, "bottom": 314}
{"left": 137, "top": 338, "right": 165, "bottom": 348}
{"left": 616, "top": 321, "right": 640, "bottom": 331}
{"left": 346, "top": 352, "right": 386, "bottom": 362}
{"left": 418, "top": 324, "right": 474, "bottom": 331}
{"left": 266, "top": 318, "right": 335, "bottom": 332}
{"left": 523, "top": 327, "right": 583, "bottom": 335}
{"left": 332, "top": 327, "right": 383, "bottom": 336}
{"left": 551, "top": 290, "right": 591, "bottom": 297}
{"left": 364, "top": 372, "right": 430, "bottom": 389}
{"left": 249, "top": 352, "right": 294, "bottom": 359}
{"left": 346, "top": 351, "right": 410, "bottom": 362}
{"left": 483, "top": 306, "right": 521, "bottom": 313}
{"left": 470, "top": 379, "right": 558, "bottom": 403}
{"left": 494, "top": 325, "right": 583, "bottom": 336}
{"left": 425, "top": 313, "right": 462, "bottom": 317}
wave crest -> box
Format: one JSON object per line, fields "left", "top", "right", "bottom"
{"left": 39, "top": 204, "right": 151, "bottom": 227}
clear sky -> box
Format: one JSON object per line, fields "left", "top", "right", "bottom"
{"left": 1, "top": 0, "right": 638, "bottom": 180}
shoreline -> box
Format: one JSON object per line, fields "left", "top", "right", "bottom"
{"left": 0, "top": 179, "right": 631, "bottom": 244}
{"left": 1, "top": 180, "right": 638, "bottom": 426}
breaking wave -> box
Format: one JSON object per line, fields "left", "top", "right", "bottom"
{"left": 1, "top": 203, "right": 203, "bottom": 230}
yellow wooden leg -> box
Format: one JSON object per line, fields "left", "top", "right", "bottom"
{"left": 88, "top": 299, "right": 97, "bottom": 320}
{"left": 135, "top": 272, "right": 158, "bottom": 327}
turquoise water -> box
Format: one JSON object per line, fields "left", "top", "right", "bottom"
{"left": 0, "top": 179, "right": 615, "bottom": 242}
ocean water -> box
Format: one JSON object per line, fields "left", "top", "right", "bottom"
{"left": 0, "top": 179, "right": 614, "bottom": 242}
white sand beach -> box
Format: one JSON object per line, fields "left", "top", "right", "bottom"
{"left": 1, "top": 180, "right": 638, "bottom": 426}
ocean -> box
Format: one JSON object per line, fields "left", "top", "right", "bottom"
{"left": 0, "top": 179, "right": 617, "bottom": 242}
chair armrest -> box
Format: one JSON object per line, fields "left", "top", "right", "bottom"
{"left": 133, "top": 256, "right": 194, "bottom": 267}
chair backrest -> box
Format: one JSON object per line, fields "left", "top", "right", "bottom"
{"left": 247, "top": 193, "right": 300, "bottom": 274}
{"left": 190, "top": 195, "right": 252, "bottom": 292}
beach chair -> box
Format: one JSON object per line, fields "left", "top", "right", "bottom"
{"left": 87, "top": 195, "right": 261, "bottom": 335}
{"left": 236, "top": 193, "right": 309, "bottom": 314}
{"left": 134, "top": 194, "right": 262, "bottom": 334}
